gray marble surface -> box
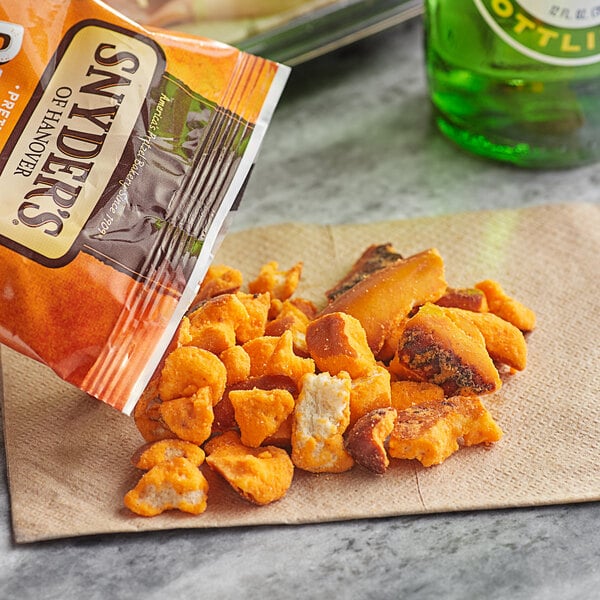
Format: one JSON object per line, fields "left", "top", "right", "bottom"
{"left": 2, "top": 16, "right": 599, "bottom": 600}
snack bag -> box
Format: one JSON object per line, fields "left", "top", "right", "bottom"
{"left": 0, "top": 0, "right": 289, "bottom": 413}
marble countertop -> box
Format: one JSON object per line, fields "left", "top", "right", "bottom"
{"left": 2, "top": 16, "right": 599, "bottom": 600}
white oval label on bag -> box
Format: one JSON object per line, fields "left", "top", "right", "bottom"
{"left": 0, "top": 22, "right": 161, "bottom": 264}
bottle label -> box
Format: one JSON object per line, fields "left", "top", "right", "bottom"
{"left": 474, "top": 0, "right": 600, "bottom": 65}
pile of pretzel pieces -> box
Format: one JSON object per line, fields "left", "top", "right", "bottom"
{"left": 124, "top": 245, "right": 536, "bottom": 517}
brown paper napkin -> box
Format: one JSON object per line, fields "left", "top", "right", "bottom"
{"left": 3, "top": 202, "right": 599, "bottom": 543}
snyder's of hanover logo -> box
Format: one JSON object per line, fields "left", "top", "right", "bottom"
{"left": 0, "top": 23, "right": 161, "bottom": 265}
{"left": 0, "top": 20, "right": 24, "bottom": 64}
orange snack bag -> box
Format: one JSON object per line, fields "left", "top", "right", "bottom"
{"left": 0, "top": 0, "right": 289, "bottom": 412}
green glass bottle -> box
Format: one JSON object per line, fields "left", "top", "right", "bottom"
{"left": 425, "top": 0, "right": 600, "bottom": 168}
